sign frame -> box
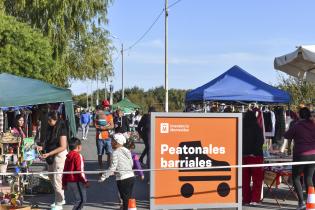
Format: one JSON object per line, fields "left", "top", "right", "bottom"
{"left": 150, "top": 112, "right": 242, "bottom": 210}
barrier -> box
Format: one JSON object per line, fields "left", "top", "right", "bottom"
{"left": 0, "top": 160, "right": 314, "bottom": 176}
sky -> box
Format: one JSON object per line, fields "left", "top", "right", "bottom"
{"left": 70, "top": 0, "right": 315, "bottom": 95}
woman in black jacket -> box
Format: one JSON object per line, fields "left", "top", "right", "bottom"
{"left": 242, "top": 111, "right": 265, "bottom": 205}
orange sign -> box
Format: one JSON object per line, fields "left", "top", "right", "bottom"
{"left": 150, "top": 113, "right": 242, "bottom": 210}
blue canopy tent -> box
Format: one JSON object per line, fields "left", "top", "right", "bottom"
{"left": 186, "top": 65, "right": 291, "bottom": 103}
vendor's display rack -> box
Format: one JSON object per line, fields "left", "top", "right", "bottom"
{"left": 0, "top": 132, "right": 24, "bottom": 208}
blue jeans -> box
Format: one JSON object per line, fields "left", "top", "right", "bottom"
{"left": 97, "top": 138, "right": 112, "bottom": 155}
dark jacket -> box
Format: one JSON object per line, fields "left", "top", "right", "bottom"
{"left": 284, "top": 119, "right": 315, "bottom": 157}
{"left": 114, "top": 115, "right": 130, "bottom": 133}
{"left": 243, "top": 115, "right": 264, "bottom": 156}
{"left": 137, "top": 114, "right": 150, "bottom": 141}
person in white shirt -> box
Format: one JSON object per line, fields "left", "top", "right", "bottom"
{"left": 99, "top": 133, "right": 135, "bottom": 210}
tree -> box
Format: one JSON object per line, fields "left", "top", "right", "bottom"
{"left": 73, "top": 86, "right": 188, "bottom": 112}
{"left": 65, "top": 26, "right": 113, "bottom": 81}
{"left": 2, "top": 0, "right": 113, "bottom": 86}
{"left": 277, "top": 75, "right": 315, "bottom": 107}
{"left": 0, "top": 12, "right": 55, "bottom": 82}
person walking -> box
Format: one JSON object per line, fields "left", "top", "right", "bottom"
{"left": 114, "top": 109, "right": 130, "bottom": 134}
{"left": 242, "top": 111, "right": 265, "bottom": 206}
{"left": 95, "top": 100, "right": 114, "bottom": 180}
{"left": 284, "top": 107, "right": 315, "bottom": 210}
{"left": 80, "top": 110, "right": 91, "bottom": 140}
{"left": 99, "top": 133, "right": 135, "bottom": 210}
{"left": 62, "top": 137, "right": 89, "bottom": 210}
{"left": 38, "top": 110, "right": 68, "bottom": 210}
{"left": 124, "top": 139, "right": 144, "bottom": 181}
{"left": 137, "top": 106, "right": 155, "bottom": 166}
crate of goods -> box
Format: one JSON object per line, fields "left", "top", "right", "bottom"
{"left": 264, "top": 170, "right": 281, "bottom": 186}
{"left": 0, "top": 205, "right": 31, "bottom": 210}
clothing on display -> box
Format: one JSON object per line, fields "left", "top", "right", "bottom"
{"left": 0, "top": 109, "right": 3, "bottom": 133}
{"left": 6, "top": 111, "right": 14, "bottom": 129}
{"left": 273, "top": 107, "right": 286, "bottom": 144}
{"left": 263, "top": 110, "right": 275, "bottom": 137}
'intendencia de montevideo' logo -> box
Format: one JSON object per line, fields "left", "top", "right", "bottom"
{"left": 160, "top": 123, "right": 189, "bottom": 133}
{"left": 160, "top": 123, "right": 169, "bottom": 133}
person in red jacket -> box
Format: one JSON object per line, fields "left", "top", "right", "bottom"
{"left": 62, "top": 138, "right": 89, "bottom": 210}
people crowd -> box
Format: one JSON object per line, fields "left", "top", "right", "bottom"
{"left": 240, "top": 105, "right": 315, "bottom": 210}
{"left": 35, "top": 98, "right": 315, "bottom": 210}
{"left": 39, "top": 100, "right": 148, "bottom": 210}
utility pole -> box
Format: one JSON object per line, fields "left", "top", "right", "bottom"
{"left": 121, "top": 43, "right": 124, "bottom": 100}
{"left": 104, "top": 80, "right": 108, "bottom": 100}
{"left": 86, "top": 83, "right": 89, "bottom": 109}
{"left": 96, "top": 74, "right": 99, "bottom": 106}
{"left": 110, "top": 83, "right": 114, "bottom": 105}
{"left": 90, "top": 80, "right": 94, "bottom": 108}
{"left": 165, "top": 0, "right": 169, "bottom": 112}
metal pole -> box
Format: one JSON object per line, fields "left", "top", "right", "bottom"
{"left": 110, "top": 84, "right": 114, "bottom": 105}
{"left": 121, "top": 43, "right": 124, "bottom": 100}
{"left": 86, "top": 83, "right": 89, "bottom": 109}
{"left": 105, "top": 80, "right": 107, "bottom": 100}
{"left": 96, "top": 74, "right": 99, "bottom": 106}
{"left": 90, "top": 80, "right": 93, "bottom": 108}
{"left": 165, "top": 0, "right": 169, "bottom": 112}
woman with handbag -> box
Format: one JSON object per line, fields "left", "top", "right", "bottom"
{"left": 38, "top": 110, "right": 68, "bottom": 210}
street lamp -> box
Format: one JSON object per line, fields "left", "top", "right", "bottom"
{"left": 110, "top": 35, "right": 124, "bottom": 100}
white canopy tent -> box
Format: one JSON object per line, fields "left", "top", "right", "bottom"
{"left": 274, "top": 45, "right": 315, "bottom": 82}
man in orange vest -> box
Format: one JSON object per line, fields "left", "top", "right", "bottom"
{"left": 95, "top": 100, "right": 114, "bottom": 181}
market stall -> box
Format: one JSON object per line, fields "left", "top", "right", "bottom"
{"left": 111, "top": 98, "right": 141, "bottom": 114}
{"left": 186, "top": 65, "right": 291, "bottom": 103}
{"left": 0, "top": 73, "right": 76, "bottom": 208}
{"left": 274, "top": 45, "right": 315, "bottom": 82}
{"left": 185, "top": 65, "right": 294, "bottom": 204}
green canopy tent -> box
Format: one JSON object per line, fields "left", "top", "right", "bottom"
{"left": 112, "top": 98, "right": 141, "bottom": 114}
{"left": 0, "top": 73, "right": 76, "bottom": 135}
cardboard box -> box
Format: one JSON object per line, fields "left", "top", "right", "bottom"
{"left": 0, "top": 205, "right": 31, "bottom": 210}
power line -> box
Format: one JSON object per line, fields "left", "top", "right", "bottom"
{"left": 168, "top": 0, "right": 184, "bottom": 9}
{"left": 112, "top": 55, "right": 120, "bottom": 65}
{"left": 124, "top": 9, "right": 165, "bottom": 52}
{"left": 123, "top": 0, "right": 184, "bottom": 52}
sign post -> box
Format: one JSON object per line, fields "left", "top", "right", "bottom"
{"left": 150, "top": 113, "right": 242, "bottom": 210}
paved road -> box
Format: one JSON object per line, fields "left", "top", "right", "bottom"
{"left": 25, "top": 128, "right": 299, "bottom": 210}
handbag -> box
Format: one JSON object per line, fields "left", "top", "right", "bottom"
{"left": 45, "top": 155, "right": 55, "bottom": 165}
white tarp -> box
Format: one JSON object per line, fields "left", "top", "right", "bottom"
{"left": 274, "top": 45, "right": 315, "bottom": 82}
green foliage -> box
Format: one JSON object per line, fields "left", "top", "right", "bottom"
{"left": 2, "top": 0, "right": 113, "bottom": 87}
{"left": 0, "top": 13, "right": 55, "bottom": 82}
{"left": 278, "top": 75, "right": 315, "bottom": 107}
{"left": 73, "top": 86, "right": 188, "bottom": 112}
{"left": 65, "top": 26, "right": 113, "bottom": 81}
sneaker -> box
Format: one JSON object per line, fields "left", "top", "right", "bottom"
{"left": 250, "top": 202, "right": 259, "bottom": 206}
{"left": 98, "top": 174, "right": 106, "bottom": 182}
{"left": 296, "top": 204, "right": 306, "bottom": 210}
{"left": 51, "top": 205, "right": 63, "bottom": 210}
{"left": 50, "top": 200, "right": 66, "bottom": 207}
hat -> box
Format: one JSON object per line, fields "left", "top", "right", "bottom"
{"left": 113, "top": 133, "right": 126, "bottom": 145}
{"left": 102, "top": 100, "right": 110, "bottom": 107}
